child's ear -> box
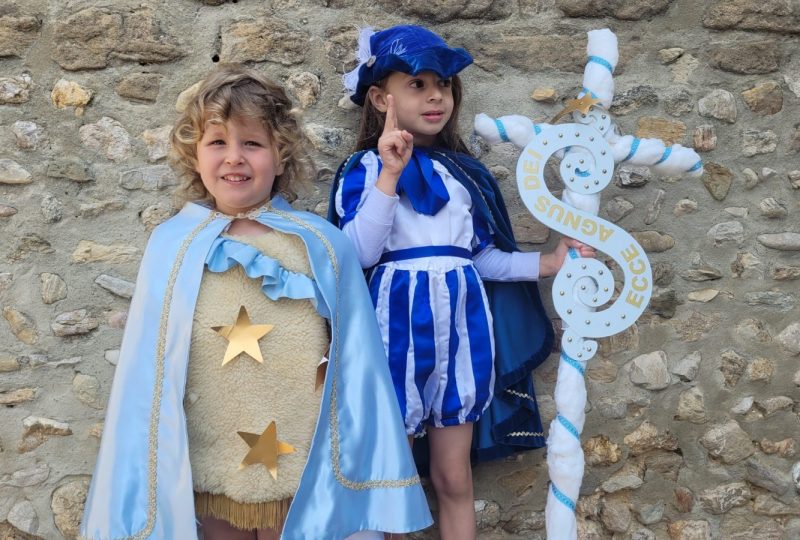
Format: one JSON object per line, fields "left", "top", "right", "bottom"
{"left": 367, "top": 86, "right": 388, "bottom": 113}
{"left": 273, "top": 149, "right": 285, "bottom": 176}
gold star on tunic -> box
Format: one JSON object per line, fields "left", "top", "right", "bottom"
{"left": 551, "top": 94, "right": 604, "bottom": 124}
{"left": 212, "top": 305, "right": 274, "bottom": 366}
{"left": 238, "top": 421, "right": 296, "bottom": 480}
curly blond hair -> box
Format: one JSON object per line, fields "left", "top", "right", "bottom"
{"left": 170, "top": 64, "right": 312, "bottom": 205}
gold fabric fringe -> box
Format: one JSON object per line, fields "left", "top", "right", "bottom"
{"left": 194, "top": 491, "right": 292, "bottom": 531}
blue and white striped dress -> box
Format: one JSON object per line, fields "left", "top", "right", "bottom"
{"left": 335, "top": 151, "right": 496, "bottom": 435}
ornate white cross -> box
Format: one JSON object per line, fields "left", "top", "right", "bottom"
{"left": 474, "top": 28, "right": 703, "bottom": 539}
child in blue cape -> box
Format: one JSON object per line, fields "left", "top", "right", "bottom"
{"left": 329, "top": 25, "right": 594, "bottom": 539}
{"left": 81, "top": 64, "right": 431, "bottom": 540}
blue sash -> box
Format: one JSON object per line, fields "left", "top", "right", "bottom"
{"left": 378, "top": 245, "right": 472, "bottom": 265}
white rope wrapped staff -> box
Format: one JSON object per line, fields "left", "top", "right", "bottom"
{"left": 544, "top": 29, "right": 617, "bottom": 540}
{"left": 473, "top": 28, "right": 703, "bottom": 540}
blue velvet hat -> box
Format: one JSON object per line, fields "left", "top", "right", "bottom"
{"left": 343, "top": 25, "right": 473, "bottom": 106}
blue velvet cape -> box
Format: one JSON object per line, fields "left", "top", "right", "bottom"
{"left": 81, "top": 198, "right": 431, "bottom": 539}
{"left": 329, "top": 149, "right": 554, "bottom": 462}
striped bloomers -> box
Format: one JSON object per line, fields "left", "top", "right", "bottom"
{"left": 368, "top": 256, "right": 495, "bottom": 435}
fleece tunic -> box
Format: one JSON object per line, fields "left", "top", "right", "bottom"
{"left": 184, "top": 230, "right": 328, "bottom": 530}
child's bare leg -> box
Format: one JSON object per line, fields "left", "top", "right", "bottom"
{"left": 346, "top": 532, "right": 383, "bottom": 539}
{"left": 255, "top": 527, "right": 279, "bottom": 540}
{"left": 428, "top": 423, "right": 476, "bottom": 540}
{"left": 200, "top": 516, "right": 256, "bottom": 540}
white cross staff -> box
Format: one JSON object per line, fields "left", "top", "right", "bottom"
{"left": 473, "top": 28, "right": 703, "bottom": 540}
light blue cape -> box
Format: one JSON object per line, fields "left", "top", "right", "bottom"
{"left": 81, "top": 198, "right": 432, "bottom": 539}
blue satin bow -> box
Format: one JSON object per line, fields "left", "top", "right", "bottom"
{"left": 396, "top": 149, "right": 450, "bottom": 216}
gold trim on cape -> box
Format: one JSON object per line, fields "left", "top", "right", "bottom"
{"left": 128, "top": 214, "right": 217, "bottom": 540}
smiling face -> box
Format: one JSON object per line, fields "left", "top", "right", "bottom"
{"left": 369, "top": 71, "right": 454, "bottom": 147}
{"left": 195, "top": 116, "right": 284, "bottom": 216}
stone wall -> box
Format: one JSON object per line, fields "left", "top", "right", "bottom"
{"left": 1, "top": 0, "right": 799, "bottom": 538}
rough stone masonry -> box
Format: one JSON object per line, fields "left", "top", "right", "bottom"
{"left": 1, "top": 1, "right": 799, "bottom": 538}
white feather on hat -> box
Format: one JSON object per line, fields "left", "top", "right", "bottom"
{"left": 342, "top": 27, "right": 376, "bottom": 99}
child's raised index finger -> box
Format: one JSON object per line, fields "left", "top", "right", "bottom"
{"left": 384, "top": 94, "right": 397, "bottom": 132}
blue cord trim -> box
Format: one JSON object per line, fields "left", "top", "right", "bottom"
{"left": 494, "top": 119, "right": 509, "bottom": 143}
{"left": 588, "top": 55, "right": 614, "bottom": 73}
{"left": 687, "top": 160, "right": 703, "bottom": 172}
{"left": 551, "top": 483, "right": 576, "bottom": 512}
{"left": 553, "top": 243, "right": 582, "bottom": 515}
{"left": 623, "top": 138, "right": 640, "bottom": 162}
{"left": 581, "top": 87, "right": 598, "bottom": 99}
{"left": 655, "top": 147, "right": 672, "bottom": 165}
{"left": 561, "top": 352, "right": 586, "bottom": 376}
{"left": 557, "top": 414, "right": 580, "bottom": 440}
{"left": 575, "top": 169, "right": 590, "bottom": 177}
{"left": 534, "top": 124, "right": 542, "bottom": 135}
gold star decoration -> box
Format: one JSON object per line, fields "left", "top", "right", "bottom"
{"left": 238, "top": 421, "right": 296, "bottom": 480}
{"left": 212, "top": 305, "right": 274, "bottom": 366}
{"left": 550, "top": 94, "right": 604, "bottom": 124}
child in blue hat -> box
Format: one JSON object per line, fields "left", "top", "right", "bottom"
{"left": 330, "top": 25, "right": 594, "bottom": 539}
